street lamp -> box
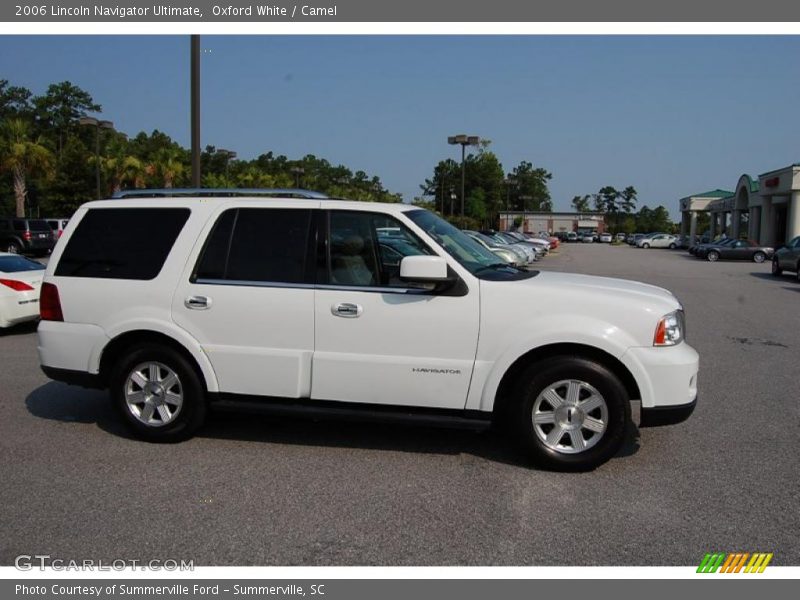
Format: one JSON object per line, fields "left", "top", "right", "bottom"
{"left": 215, "top": 148, "right": 237, "bottom": 178}
{"left": 290, "top": 166, "right": 305, "bottom": 188}
{"left": 79, "top": 116, "right": 114, "bottom": 199}
{"left": 519, "top": 195, "right": 532, "bottom": 233}
{"left": 447, "top": 134, "right": 480, "bottom": 218}
{"left": 502, "top": 176, "right": 517, "bottom": 230}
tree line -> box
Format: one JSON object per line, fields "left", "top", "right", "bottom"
{"left": 571, "top": 186, "right": 676, "bottom": 234}
{"left": 416, "top": 143, "right": 553, "bottom": 230}
{"left": 0, "top": 79, "right": 401, "bottom": 218}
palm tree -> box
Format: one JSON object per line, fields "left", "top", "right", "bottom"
{"left": 0, "top": 119, "right": 54, "bottom": 217}
{"left": 146, "top": 148, "right": 187, "bottom": 189}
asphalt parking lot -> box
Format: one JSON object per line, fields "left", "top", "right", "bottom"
{"left": 1, "top": 244, "right": 798, "bottom": 566}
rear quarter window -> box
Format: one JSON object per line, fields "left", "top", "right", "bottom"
{"left": 55, "top": 208, "right": 190, "bottom": 280}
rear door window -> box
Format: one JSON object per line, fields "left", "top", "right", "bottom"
{"left": 55, "top": 208, "right": 190, "bottom": 280}
{"left": 193, "top": 208, "right": 313, "bottom": 284}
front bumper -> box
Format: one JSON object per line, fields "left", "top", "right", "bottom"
{"left": 640, "top": 397, "right": 697, "bottom": 427}
{"left": 621, "top": 342, "right": 699, "bottom": 410}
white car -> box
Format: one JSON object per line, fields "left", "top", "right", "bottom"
{"left": 637, "top": 234, "right": 679, "bottom": 249}
{"left": 38, "top": 189, "right": 699, "bottom": 471}
{"left": 599, "top": 233, "right": 613, "bottom": 243}
{"left": 0, "top": 252, "right": 45, "bottom": 328}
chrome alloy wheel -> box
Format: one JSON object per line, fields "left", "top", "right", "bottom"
{"left": 532, "top": 379, "right": 608, "bottom": 454}
{"left": 124, "top": 362, "right": 183, "bottom": 427}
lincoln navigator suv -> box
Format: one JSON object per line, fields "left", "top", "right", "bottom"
{"left": 37, "top": 189, "right": 699, "bottom": 471}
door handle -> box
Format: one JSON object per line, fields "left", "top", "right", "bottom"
{"left": 332, "top": 302, "right": 362, "bottom": 318}
{"left": 185, "top": 295, "right": 211, "bottom": 310}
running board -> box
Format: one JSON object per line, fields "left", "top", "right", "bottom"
{"left": 207, "top": 394, "right": 493, "bottom": 431}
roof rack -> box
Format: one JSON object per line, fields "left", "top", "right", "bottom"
{"left": 111, "top": 188, "right": 329, "bottom": 199}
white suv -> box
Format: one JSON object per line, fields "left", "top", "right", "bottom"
{"left": 37, "top": 190, "right": 699, "bottom": 471}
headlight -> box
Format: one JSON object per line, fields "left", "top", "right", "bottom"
{"left": 653, "top": 310, "right": 685, "bottom": 346}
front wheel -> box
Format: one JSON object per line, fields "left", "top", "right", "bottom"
{"left": 642, "top": 243, "right": 650, "bottom": 249}
{"left": 6, "top": 241, "right": 20, "bottom": 254}
{"left": 669, "top": 243, "right": 677, "bottom": 249}
{"left": 771, "top": 258, "right": 782, "bottom": 276}
{"left": 753, "top": 251, "right": 766, "bottom": 264}
{"left": 110, "top": 344, "right": 207, "bottom": 442}
{"left": 707, "top": 250, "right": 719, "bottom": 262}
{"left": 505, "top": 357, "right": 630, "bottom": 471}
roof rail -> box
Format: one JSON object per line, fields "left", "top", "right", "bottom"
{"left": 111, "top": 188, "right": 329, "bottom": 199}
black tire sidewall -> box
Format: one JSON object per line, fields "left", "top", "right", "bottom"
{"left": 508, "top": 357, "right": 630, "bottom": 471}
{"left": 110, "top": 344, "right": 206, "bottom": 442}
{"left": 753, "top": 252, "right": 765, "bottom": 263}
{"left": 708, "top": 251, "right": 718, "bottom": 262}
{"left": 771, "top": 259, "right": 781, "bottom": 275}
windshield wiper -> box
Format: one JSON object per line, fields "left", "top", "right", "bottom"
{"left": 473, "top": 263, "right": 516, "bottom": 274}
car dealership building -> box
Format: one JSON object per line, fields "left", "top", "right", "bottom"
{"left": 499, "top": 211, "right": 606, "bottom": 234}
{"left": 679, "top": 163, "right": 800, "bottom": 246}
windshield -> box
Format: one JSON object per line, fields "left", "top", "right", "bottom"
{"left": 405, "top": 210, "right": 536, "bottom": 280}
{"left": 0, "top": 255, "right": 45, "bottom": 273}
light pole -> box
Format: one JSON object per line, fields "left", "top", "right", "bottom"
{"left": 502, "top": 176, "right": 517, "bottom": 230}
{"left": 290, "top": 166, "right": 305, "bottom": 188}
{"left": 450, "top": 191, "right": 457, "bottom": 216}
{"left": 447, "top": 134, "right": 480, "bottom": 218}
{"left": 79, "top": 116, "right": 114, "bottom": 199}
{"left": 216, "top": 148, "right": 237, "bottom": 179}
{"left": 190, "top": 35, "right": 201, "bottom": 187}
{"left": 519, "top": 195, "right": 532, "bottom": 233}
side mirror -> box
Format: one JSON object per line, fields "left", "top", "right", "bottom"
{"left": 400, "top": 255, "right": 449, "bottom": 282}
{"left": 399, "top": 255, "right": 457, "bottom": 292}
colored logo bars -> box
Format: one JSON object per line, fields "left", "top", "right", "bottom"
{"left": 697, "top": 552, "right": 773, "bottom": 573}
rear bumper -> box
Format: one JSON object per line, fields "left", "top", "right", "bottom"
{"left": 40, "top": 365, "right": 105, "bottom": 389}
{"left": 640, "top": 397, "right": 697, "bottom": 427}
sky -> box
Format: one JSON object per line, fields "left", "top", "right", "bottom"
{"left": 1, "top": 35, "right": 799, "bottom": 217}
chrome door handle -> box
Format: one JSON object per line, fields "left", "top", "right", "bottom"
{"left": 185, "top": 295, "right": 211, "bottom": 310}
{"left": 332, "top": 302, "right": 362, "bottom": 318}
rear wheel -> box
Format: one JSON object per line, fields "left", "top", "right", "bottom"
{"left": 753, "top": 251, "right": 766, "bottom": 264}
{"left": 669, "top": 242, "right": 677, "bottom": 249}
{"left": 110, "top": 344, "right": 207, "bottom": 442}
{"left": 505, "top": 356, "right": 630, "bottom": 471}
{"left": 707, "top": 250, "right": 719, "bottom": 262}
{"left": 5, "top": 241, "right": 20, "bottom": 254}
{"left": 642, "top": 243, "right": 650, "bottom": 249}
{"left": 771, "top": 258, "right": 782, "bottom": 276}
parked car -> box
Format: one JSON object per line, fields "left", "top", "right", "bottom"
{"left": 580, "top": 233, "right": 595, "bottom": 243}
{"left": 565, "top": 232, "right": 578, "bottom": 243}
{"left": 599, "top": 233, "right": 613, "bottom": 243}
{"left": 38, "top": 189, "right": 698, "bottom": 471}
{"left": 698, "top": 239, "right": 774, "bottom": 263}
{"left": 615, "top": 233, "right": 627, "bottom": 242}
{"left": 507, "top": 231, "right": 551, "bottom": 253}
{"left": 690, "top": 237, "right": 734, "bottom": 256}
{"left": 482, "top": 231, "right": 542, "bottom": 260}
{"left": 771, "top": 236, "right": 800, "bottom": 281}
{"left": 45, "top": 218, "right": 70, "bottom": 239}
{"left": 627, "top": 233, "right": 645, "bottom": 246}
{"left": 637, "top": 234, "right": 678, "bottom": 249}
{"left": 0, "top": 252, "right": 45, "bottom": 328}
{"left": 464, "top": 230, "right": 522, "bottom": 267}
{"left": 0, "top": 218, "right": 57, "bottom": 256}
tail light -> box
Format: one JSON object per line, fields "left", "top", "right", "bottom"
{"left": 40, "top": 282, "right": 64, "bottom": 321}
{"left": 0, "top": 278, "right": 34, "bottom": 292}
{"left": 23, "top": 230, "right": 32, "bottom": 241}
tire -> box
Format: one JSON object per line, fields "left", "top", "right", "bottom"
{"left": 110, "top": 344, "right": 207, "bottom": 442}
{"left": 642, "top": 243, "right": 650, "bottom": 249}
{"left": 669, "top": 243, "right": 677, "bottom": 249}
{"left": 5, "top": 241, "right": 20, "bottom": 254}
{"left": 504, "top": 356, "right": 630, "bottom": 471}
{"left": 753, "top": 251, "right": 766, "bottom": 264}
{"left": 771, "top": 258, "right": 782, "bottom": 276}
{"left": 796, "top": 265, "right": 800, "bottom": 283}
{"left": 707, "top": 250, "right": 719, "bottom": 262}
